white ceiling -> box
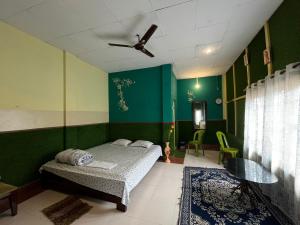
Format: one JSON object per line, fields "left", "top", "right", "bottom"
{"left": 0, "top": 0, "right": 282, "bottom": 79}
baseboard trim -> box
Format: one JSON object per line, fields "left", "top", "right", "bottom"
{"left": 0, "top": 179, "right": 44, "bottom": 213}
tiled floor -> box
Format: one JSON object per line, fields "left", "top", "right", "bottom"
{"left": 0, "top": 150, "right": 223, "bottom": 225}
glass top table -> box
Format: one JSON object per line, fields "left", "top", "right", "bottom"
{"left": 224, "top": 158, "right": 278, "bottom": 206}
{"left": 225, "top": 158, "right": 278, "bottom": 184}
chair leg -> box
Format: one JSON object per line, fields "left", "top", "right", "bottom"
{"left": 195, "top": 144, "right": 199, "bottom": 156}
{"left": 202, "top": 145, "right": 205, "bottom": 156}
{"left": 9, "top": 193, "right": 17, "bottom": 216}
{"left": 218, "top": 152, "right": 222, "bottom": 164}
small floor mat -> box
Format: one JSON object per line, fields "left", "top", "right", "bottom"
{"left": 42, "top": 196, "right": 92, "bottom": 225}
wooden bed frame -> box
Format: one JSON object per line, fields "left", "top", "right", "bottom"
{"left": 41, "top": 171, "right": 127, "bottom": 212}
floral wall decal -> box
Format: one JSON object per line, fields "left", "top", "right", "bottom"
{"left": 113, "top": 78, "right": 135, "bottom": 112}
{"left": 187, "top": 90, "right": 194, "bottom": 103}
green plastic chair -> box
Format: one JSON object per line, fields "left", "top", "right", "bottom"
{"left": 188, "top": 130, "right": 205, "bottom": 156}
{"left": 216, "top": 131, "right": 239, "bottom": 164}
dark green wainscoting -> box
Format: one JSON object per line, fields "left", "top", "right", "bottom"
{"left": 0, "top": 123, "right": 109, "bottom": 186}
{"left": 66, "top": 123, "right": 109, "bottom": 149}
{"left": 177, "top": 120, "right": 226, "bottom": 144}
{"left": 109, "top": 123, "right": 162, "bottom": 145}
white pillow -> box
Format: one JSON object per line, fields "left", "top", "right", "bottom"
{"left": 111, "top": 139, "right": 132, "bottom": 147}
{"left": 130, "top": 140, "right": 153, "bottom": 148}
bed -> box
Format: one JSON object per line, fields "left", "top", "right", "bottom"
{"left": 40, "top": 143, "right": 162, "bottom": 212}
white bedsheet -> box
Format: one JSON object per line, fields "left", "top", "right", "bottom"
{"left": 85, "top": 161, "right": 117, "bottom": 169}
{"left": 40, "top": 143, "right": 162, "bottom": 205}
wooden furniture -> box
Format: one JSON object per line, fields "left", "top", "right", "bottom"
{"left": 188, "top": 130, "right": 205, "bottom": 156}
{"left": 40, "top": 143, "right": 162, "bottom": 212}
{"left": 41, "top": 171, "right": 127, "bottom": 212}
{"left": 0, "top": 182, "right": 17, "bottom": 216}
{"left": 216, "top": 131, "right": 239, "bottom": 164}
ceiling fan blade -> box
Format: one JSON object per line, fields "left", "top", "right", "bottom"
{"left": 140, "top": 24, "right": 158, "bottom": 44}
{"left": 140, "top": 48, "right": 154, "bottom": 57}
{"left": 108, "top": 43, "right": 133, "bottom": 48}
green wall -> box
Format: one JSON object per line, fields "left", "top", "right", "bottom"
{"left": 226, "top": 0, "right": 300, "bottom": 150}
{"left": 176, "top": 75, "right": 224, "bottom": 144}
{"left": 177, "top": 75, "right": 223, "bottom": 120}
{"left": 248, "top": 28, "right": 267, "bottom": 83}
{"left": 162, "top": 64, "right": 173, "bottom": 123}
{"left": 227, "top": 102, "right": 235, "bottom": 135}
{"left": 226, "top": 67, "right": 234, "bottom": 101}
{"left": 109, "top": 64, "right": 176, "bottom": 123}
{"left": 108, "top": 64, "right": 177, "bottom": 149}
{"left": 178, "top": 120, "right": 226, "bottom": 144}
{"left": 235, "top": 53, "right": 248, "bottom": 97}
{"left": 109, "top": 66, "right": 162, "bottom": 122}
{"left": 0, "top": 123, "right": 109, "bottom": 186}
{"left": 109, "top": 123, "right": 162, "bottom": 144}
{"left": 269, "top": 0, "right": 300, "bottom": 71}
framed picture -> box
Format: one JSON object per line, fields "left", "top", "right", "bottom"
{"left": 243, "top": 53, "right": 249, "bottom": 66}
{"left": 263, "top": 48, "right": 271, "bottom": 65}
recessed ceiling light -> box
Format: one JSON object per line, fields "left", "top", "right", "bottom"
{"left": 203, "top": 47, "right": 214, "bottom": 55}
{"left": 199, "top": 43, "right": 222, "bottom": 56}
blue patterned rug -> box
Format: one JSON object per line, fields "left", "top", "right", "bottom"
{"left": 178, "top": 167, "right": 281, "bottom": 225}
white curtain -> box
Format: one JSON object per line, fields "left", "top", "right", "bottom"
{"left": 244, "top": 62, "right": 300, "bottom": 224}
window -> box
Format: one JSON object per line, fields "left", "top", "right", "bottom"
{"left": 192, "top": 101, "right": 207, "bottom": 129}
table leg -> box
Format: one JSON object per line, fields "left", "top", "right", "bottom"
{"left": 9, "top": 193, "right": 17, "bottom": 216}
{"left": 231, "top": 183, "right": 241, "bottom": 195}
{"left": 233, "top": 181, "right": 256, "bottom": 207}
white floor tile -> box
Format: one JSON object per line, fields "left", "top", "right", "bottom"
{"left": 0, "top": 150, "right": 222, "bottom": 225}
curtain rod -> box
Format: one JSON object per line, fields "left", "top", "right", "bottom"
{"left": 243, "top": 62, "right": 300, "bottom": 91}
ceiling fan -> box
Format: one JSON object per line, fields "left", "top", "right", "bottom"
{"left": 108, "top": 24, "right": 158, "bottom": 57}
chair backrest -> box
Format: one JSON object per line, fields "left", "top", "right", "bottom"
{"left": 193, "top": 130, "right": 205, "bottom": 144}
{"left": 216, "top": 131, "right": 229, "bottom": 150}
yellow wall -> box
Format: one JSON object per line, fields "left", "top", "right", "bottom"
{"left": 0, "top": 21, "right": 64, "bottom": 111}
{"left": 66, "top": 53, "right": 108, "bottom": 125}
{"left": 0, "top": 21, "right": 108, "bottom": 131}
{"left": 66, "top": 53, "right": 108, "bottom": 112}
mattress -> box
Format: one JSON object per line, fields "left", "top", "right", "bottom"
{"left": 40, "top": 143, "right": 162, "bottom": 205}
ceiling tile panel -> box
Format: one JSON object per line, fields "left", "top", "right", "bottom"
{"left": 4, "top": 10, "right": 54, "bottom": 41}
{"left": 150, "top": 0, "right": 189, "bottom": 10}
{"left": 196, "top": 23, "right": 228, "bottom": 44}
{"left": 103, "top": 0, "right": 152, "bottom": 21}
{"left": 93, "top": 21, "right": 131, "bottom": 44}
{"left": 120, "top": 12, "right": 164, "bottom": 40}
{"left": 62, "top": 0, "right": 118, "bottom": 28}
{"left": 156, "top": 0, "right": 197, "bottom": 34}
{"left": 0, "top": 0, "right": 44, "bottom": 19}
{"left": 169, "top": 46, "right": 196, "bottom": 61}
{"left": 149, "top": 31, "right": 199, "bottom": 50}
{"left": 5, "top": 0, "right": 87, "bottom": 40}
{"left": 49, "top": 29, "right": 108, "bottom": 55}
{"left": 195, "top": 0, "right": 237, "bottom": 27}
{"left": 0, "top": 0, "right": 283, "bottom": 78}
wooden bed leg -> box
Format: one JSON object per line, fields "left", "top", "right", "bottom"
{"left": 116, "top": 203, "right": 127, "bottom": 212}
